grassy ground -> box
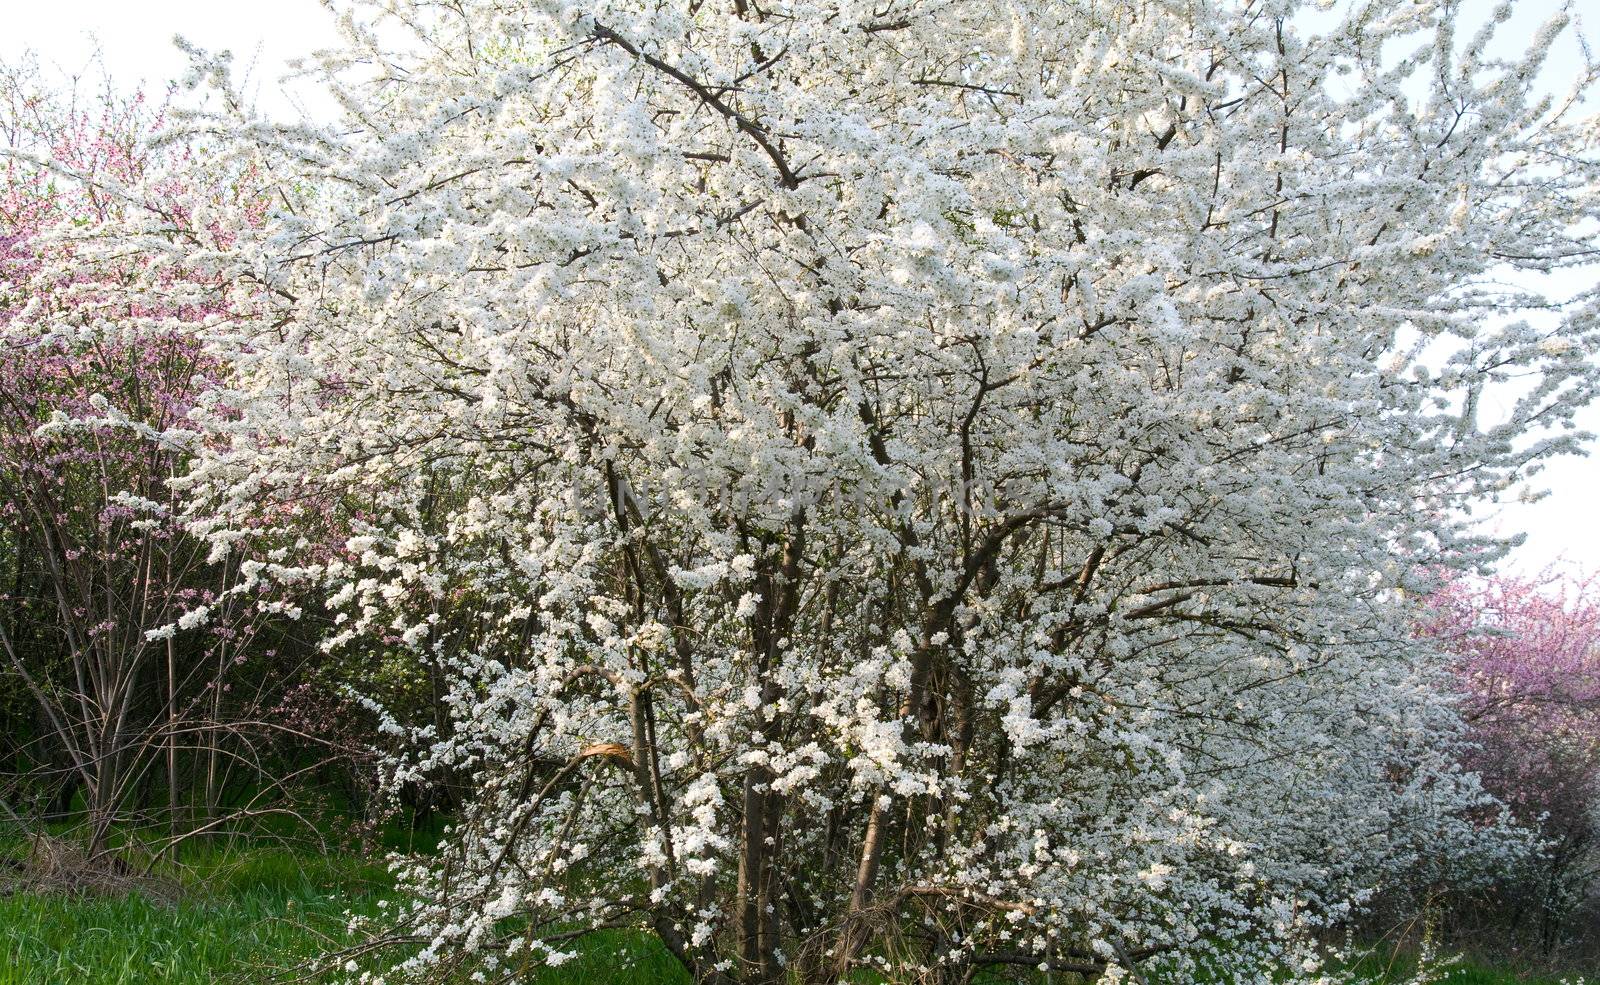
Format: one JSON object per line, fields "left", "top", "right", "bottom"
{"left": 1338, "top": 954, "right": 1583, "bottom": 985}
{"left": 0, "top": 844, "right": 1586, "bottom": 985}
{"left": 0, "top": 838, "right": 702, "bottom": 985}
{"left": 0, "top": 847, "right": 384, "bottom": 985}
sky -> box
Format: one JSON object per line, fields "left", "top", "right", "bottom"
{"left": 4, "top": 0, "right": 1597, "bottom": 575}
{"left": 1, "top": 0, "right": 345, "bottom": 120}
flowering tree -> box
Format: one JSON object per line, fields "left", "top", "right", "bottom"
{"left": 0, "top": 61, "right": 337, "bottom": 860}
{"left": 0, "top": 67, "right": 214, "bottom": 853}
{"left": 153, "top": 0, "right": 1600, "bottom": 981}
{"left": 1423, "top": 572, "right": 1600, "bottom": 956}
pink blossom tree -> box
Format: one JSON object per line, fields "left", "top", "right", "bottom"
{"left": 1422, "top": 571, "right": 1600, "bottom": 957}
{"left": 0, "top": 59, "right": 335, "bottom": 860}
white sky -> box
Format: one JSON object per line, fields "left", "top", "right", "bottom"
{"left": 4, "top": 0, "right": 1597, "bottom": 575}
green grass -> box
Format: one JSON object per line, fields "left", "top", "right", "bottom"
{"left": 1338, "top": 951, "right": 1586, "bottom": 985}
{"left": 0, "top": 847, "right": 388, "bottom": 985}
{"left": 0, "top": 883, "right": 693, "bottom": 985}
{"left": 0, "top": 837, "right": 699, "bottom": 985}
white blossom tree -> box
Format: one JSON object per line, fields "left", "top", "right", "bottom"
{"left": 154, "top": 0, "right": 1600, "bottom": 981}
